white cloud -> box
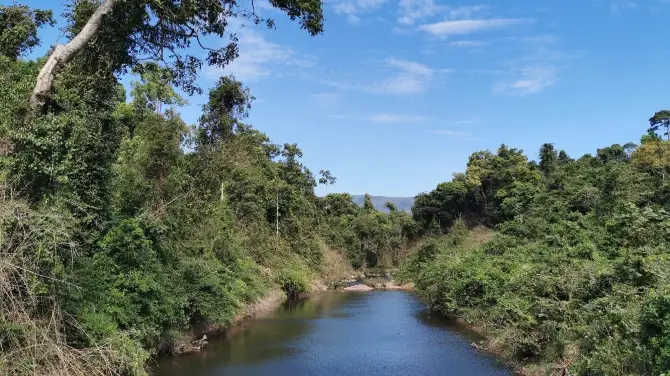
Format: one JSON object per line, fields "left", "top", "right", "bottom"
{"left": 449, "top": 40, "right": 486, "bottom": 47}
{"left": 347, "top": 14, "right": 362, "bottom": 24}
{"left": 368, "top": 114, "right": 428, "bottom": 123}
{"left": 493, "top": 36, "right": 572, "bottom": 96}
{"left": 494, "top": 65, "right": 557, "bottom": 95}
{"left": 431, "top": 129, "right": 472, "bottom": 137}
{"left": 397, "top": 4, "right": 489, "bottom": 26}
{"left": 610, "top": 1, "right": 638, "bottom": 15}
{"left": 207, "top": 28, "right": 298, "bottom": 82}
{"left": 445, "top": 119, "right": 478, "bottom": 126}
{"left": 328, "top": 114, "right": 352, "bottom": 120}
{"left": 368, "top": 57, "right": 448, "bottom": 95}
{"left": 386, "top": 57, "right": 434, "bottom": 76}
{"left": 310, "top": 92, "right": 341, "bottom": 107}
{"left": 306, "top": 57, "right": 447, "bottom": 95}
{"left": 421, "top": 48, "right": 438, "bottom": 55}
{"left": 419, "top": 18, "right": 528, "bottom": 38}
{"left": 447, "top": 5, "right": 488, "bottom": 19}
{"left": 205, "top": 26, "right": 316, "bottom": 82}
{"left": 397, "top": 0, "right": 444, "bottom": 25}
{"left": 373, "top": 75, "right": 427, "bottom": 94}
{"left": 332, "top": 0, "right": 386, "bottom": 23}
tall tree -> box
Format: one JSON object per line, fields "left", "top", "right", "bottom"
{"left": 197, "top": 75, "right": 253, "bottom": 146}
{"left": 649, "top": 110, "right": 670, "bottom": 141}
{"left": 538, "top": 143, "right": 558, "bottom": 176}
{"left": 318, "top": 169, "right": 336, "bottom": 186}
{"left": 0, "top": 4, "right": 53, "bottom": 60}
{"left": 363, "top": 193, "right": 375, "bottom": 212}
{"left": 26, "top": 0, "right": 324, "bottom": 119}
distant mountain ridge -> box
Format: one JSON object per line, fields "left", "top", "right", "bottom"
{"left": 351, "top": 195, "right": 415, "bottom": 213}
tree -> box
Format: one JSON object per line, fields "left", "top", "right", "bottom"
{"left": 649, "top": 110, "right": 670, "bottom": 141}
{"left": 538, "top": 143, "right": 557, "bottom": 176}
{"left": 632, "top": 139, "right": 670, "bottom": 180}
{"left": 197, "top": 76, "right": 253, "bottom": 146}
{"left": 26, "top": 0, "right": 324, "bottom": 119}
{"left": 0, "top": 4, "right": 53, "bottom": 60}
{"left": 363, "top": 193, "right": 375, "bottom": 212}
{"left": 318, "top": 169, "right": 336, "bottom": 186}
{"left": 558, "top": 150, "right": 572, "bottom": 164}
{"left": 130, "top": 62, "right": 187, "bottom": 116}
{"left": 321, "top": 193, "right": 358, "bottom": 216}
{"left": 384, "top": 201, "right": 398, "bottom": 212}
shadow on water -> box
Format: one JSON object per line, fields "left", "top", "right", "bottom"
{"left": 415, "top": 309, "right": 487, "bottom": 343}
{"left": 152, "top": 292, "right": 353, "bottom": 375}
{"left": 153, "top": 291, "right": 511, "bottom": 376}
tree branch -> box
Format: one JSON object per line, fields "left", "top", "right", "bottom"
{"left": 26, "top": 0, "right": 116, "bottom": 122}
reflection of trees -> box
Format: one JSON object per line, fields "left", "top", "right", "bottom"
{"left": 275, "top": 292, "right": 353, "bottom": 319}
{"left": 415, "top": 309, "right": 485, "bottom": 343}
{"left": 154, "top": 292, "right": 355, "bottom": 375}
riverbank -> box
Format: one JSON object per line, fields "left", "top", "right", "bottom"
{"left": 456, "top": 317, "right": 570, "bottom": 376}
{"left": 165, "top": 272, "right": 412, "bottom": 357}
{"left": 402, "top": 228, "right": 575, "bottom": 376}
{"left": 153, "top": 289, "right": 513, "bottom": 376}
{"left": 340, "top": 281, "right": 414, "bottom": 292}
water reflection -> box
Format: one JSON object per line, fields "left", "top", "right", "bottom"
{"left": 153, "top": 291, "right": 510, "bottom": 376}
{"left": 415, "top": 309, "right": 486, "bottom": 343}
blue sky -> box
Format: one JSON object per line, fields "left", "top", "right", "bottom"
{"left": 18, "top": 0, "right": 670, "bottom": 197}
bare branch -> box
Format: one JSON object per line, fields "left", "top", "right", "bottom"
{"left": 26, "top": 0, "right": 117, "bottom": 121}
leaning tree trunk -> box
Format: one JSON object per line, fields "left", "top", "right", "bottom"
{"left": 26, "top": 0, "right": 116, "bottom": 120}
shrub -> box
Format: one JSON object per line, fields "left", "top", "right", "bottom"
{"left": 278, "top": 267, "right": 311, "bottom": 300}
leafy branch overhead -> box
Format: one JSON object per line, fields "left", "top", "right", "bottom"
{"left": 26, "top": 0, "right": 324, "bottom": 119}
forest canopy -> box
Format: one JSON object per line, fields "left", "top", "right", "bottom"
{"left": 3, "top": 1, "right": 670, "bottom": 376}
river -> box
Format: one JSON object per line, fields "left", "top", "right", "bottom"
{"left": 153, "top": 290, "right": 511, "bottom": 376}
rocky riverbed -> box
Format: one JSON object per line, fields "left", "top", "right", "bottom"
{"left": 332, "top": 271, "right": 413, "bottom": 292}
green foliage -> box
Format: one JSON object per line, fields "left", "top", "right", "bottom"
{"left": 406, "top": 125, "right": 670, "bottom": 375}
{"left": 279, "top": 266, "right": 311, "bottom": 300}
{"left": 321, "top": 191, "right": 417, "bottom": 269}
{"left": 0, "top": 4, "right": 53, "bottom": 60}
{"left": 640, "top": 289, "right": 670, "bottom": 374}
{"left": 649, "top": 110, "right": 670, "bottom": 140}
{"left": 57, "top": 0, "right": 323, "bottom": 99}
{"left": 0, "top": 25, "right": 333, "bottom": 374}
{"left": 412, "top": 145, "right": 541, "bottom": 230}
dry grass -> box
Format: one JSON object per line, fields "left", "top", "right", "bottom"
{"left": 0, "top": 199, "right": 132, "bottom": 376}
{"left": 319, "top": 242, "right": 354, "bottom": 284}
{"left": 467, "top": 226, "right": 495, "bottom": 247}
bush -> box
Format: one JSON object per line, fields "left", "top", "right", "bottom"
{"left": 640, "top": 290, "right": 670, "bottom": 374}
{"left": 278, "top": 267, "right": 311, "bottom": 300}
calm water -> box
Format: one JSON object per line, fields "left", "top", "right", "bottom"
{"left": 153, "top": 291, "right": 511, "bottom": 376}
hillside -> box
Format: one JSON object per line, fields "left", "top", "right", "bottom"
{"left": 351, "top": 195, "right": 415, "bottom": 213}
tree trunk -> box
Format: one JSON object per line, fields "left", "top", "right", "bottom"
{"left": 26, "top": 0, "right": 116, "bottom": 121}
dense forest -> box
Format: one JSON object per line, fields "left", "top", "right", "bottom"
{"left": 0, "top": 2, "right": 417, "bottom": 375}
{"left": 405, "top": 117, "right": 670, "bottom": 375}
{"left": 3, "top": 1, "right": 670, "bottom": 376}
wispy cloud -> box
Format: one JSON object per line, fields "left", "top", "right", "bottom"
{"left": 420, "top": 18, "right": 529, "bottom": 38}
{"left": 408, "top": 5, "right": 531, "bottom": 37}
{"left": 609, "top": 1, "right": 638, "bottom": 15}
{"left": 494, "top": 65, "right": 557, "bottom": 95}
{"left": 368, "top": 114, "right": 428, "bottom": 123}
{"left": 310, "top": 92, "right": 341, "bottom": 108}
{"left": 444, "top": 119, "right": 479, "bottom": 126}
{"left": 368, "top": 57, "right": 449, "bottom": 94}
{"left": 206, "top": 28, "right": 312, "bottom": 81}
{"left": 430, "top": 129, "right": 473, "bottom": 138}
{"left": 332, "top": 0, "right": 386, "bottom": 23}
{"left": 449, "top": 40, "right": 486, "bottom": 48}
{"left": 397, "top": 0, "right": 445, "bottom": 25}
{"left": 306, "top": 57, "right": 448, "bottom": 95}
{"left": 328, "top": 114, "right": 352, "bottom": 120}
{"left": 493, "top": 36, "right": 572, "bottom": 96}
